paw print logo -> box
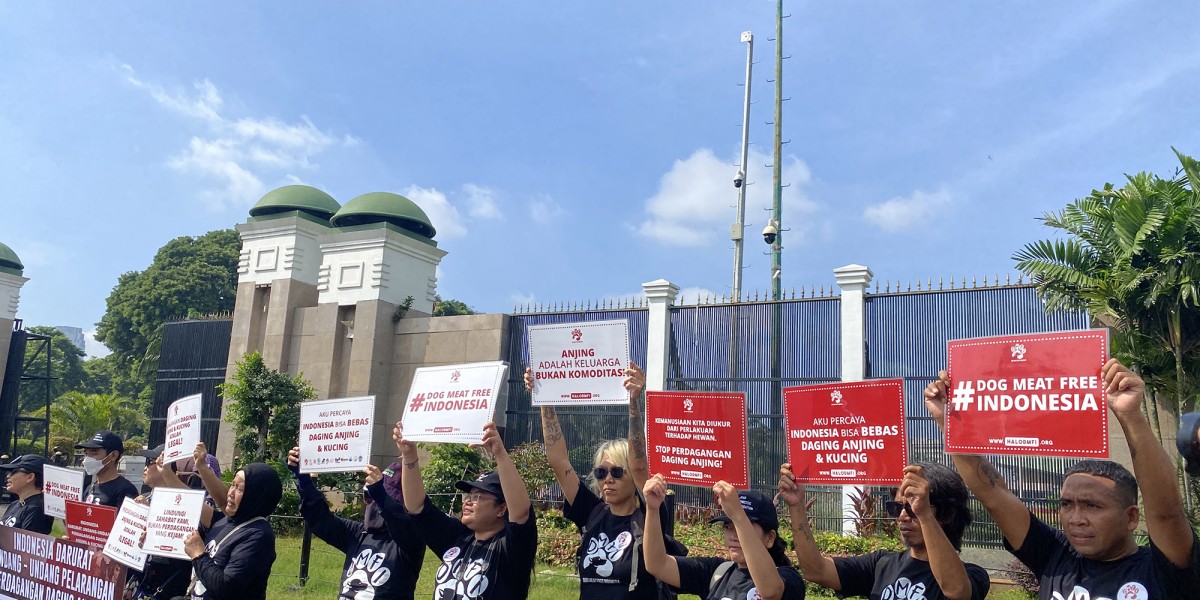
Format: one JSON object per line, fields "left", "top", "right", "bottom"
{"left": 1051, "top": 587, "right": 1092, "bottom": 600}
{"left": 880, "top": 577, "right": 926, "bottom": 600}
{"left": 683, "top": 399, "right": 694, "bottom": 413}
{"left": 342, "top": 549, "right": 392, "bottom": 598}
{"left": 1010, "top": 343, "right": 1027, "bottom": 361}
{"left": 830, "top": 390, "right": 843, "bottom": 405}
{"left": 451, "top": 371, "right": 461, "bottom": 382}
{"left": 582, "top": 532, "right": 630, "bottom": 577}
{"left": 571, "top": 328, "right": 583, "bottom": 342}
{"left": 1118, "top": 582, "right": 1147, "bottom": 600}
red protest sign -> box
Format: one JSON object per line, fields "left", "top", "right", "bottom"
{"left": 946, "top": 329, "right": 1109, "bottom": 457}
{"left": 647, "top": 391, "right": 748, "bottom": 488}
{"left": 0, "top": 524, "right": 126, "bottom": 600}
{"left": 64, "top": 500, "right": 119, "bottom": 548}
{"left": 783, "top": 379, "right": 908, "bottom": 485}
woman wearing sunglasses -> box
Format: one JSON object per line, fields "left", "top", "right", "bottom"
{"left": 779, "top": 462, "right": 989, "bottom": 600}
{"left": 523, "top": 362, "right": 685, "bottom": 600}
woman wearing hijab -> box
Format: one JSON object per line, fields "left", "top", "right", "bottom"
{"left": 181, "top": 463, "right": 282, "bottom": 600}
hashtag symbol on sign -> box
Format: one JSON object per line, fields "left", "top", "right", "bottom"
{"left": 950, "top": 380, "right": 975, "bottom": 411}
{"left": 409, "top": 394, "right": 425, "bottom": 412}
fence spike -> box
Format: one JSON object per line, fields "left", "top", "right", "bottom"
{"left": 1018, "top": 273, "right": 1024, "bottom": 284}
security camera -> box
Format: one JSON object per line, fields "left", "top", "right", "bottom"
{"left": 734, "top": 171, "right": 745, "bottom": 189}
{"left": 762, "top": 224, "right": 778, "bottom": 245}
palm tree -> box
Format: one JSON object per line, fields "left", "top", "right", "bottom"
{"left": 48, "top": 391, "right": 148, "bottom": 446}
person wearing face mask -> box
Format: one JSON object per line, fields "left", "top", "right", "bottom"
{"left": 780, "top": 462, "right": 988, "bottom": 600}
{"left": 76, "top": 430, "right": 138, "bottom": 507}
{"left": 288, "top": 445, "right": 425, "bottom": 600}
{"left": 0, "top": 455, "right": 54, "bottom": 534}
{"left": 180, "top": 463, "right": 282, "bottom": 600}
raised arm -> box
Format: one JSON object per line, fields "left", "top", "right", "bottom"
{"left": 473, "top": 421, "right": 531, "bottom": 524}
{"left": 193, "top": 443, "right": 228, "bottom": 509}
{"left": 528, "top": 368, "right": 582, "bottom": 504}
{"left": 716, "top": 482, "right": 784, "bottom": 600}
{"left": 393, "top": 422, "right": 426, "bottom": 514}
{"left": 1104, "top": 358, "right": 1193, "bottom": 566}
{"left": 778, "top": 463, "right": 839, "bottom": 589}
{"left": 902, "top": 465, "right": 973, "bottom": 600}
{"left": 625, "top": 361, "right": 649, "bottom": 490}
{"left": 925, "top": 371, "right": 1031, "bottom": 549}
{"left": 641, "top": 474, "right": 681, "bottom": 587}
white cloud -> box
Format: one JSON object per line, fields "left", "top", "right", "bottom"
{"left": 83, "top": 330, "right": 111, "bottom": 359}
{"left": 403, "top": 185, "right": 467, "bottom": 239}
{"left": 636, "top": 147, "right": 816, "bottom": 247}
{"left": 676, "top": 286, "right": 720, "bottom": 305}
{"left": 510, "top": 291, "right": 536, "bottom": 306}
{"left": 463, "top": 183, "right": 502, "bottom": 220}
{"left": 529, "top": 195, "right": 565, "bottom": 224}
{"left": 863, "top": 188, "right": 953, "bottom": 232}
{"left": 120, "top": 64, "right": 349, "bottom": 209}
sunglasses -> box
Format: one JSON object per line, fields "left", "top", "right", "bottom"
{"left": 593, "top": 466, "right": 625, "bottom": 480}
{"left": 884, "top": 501, "right": 917, "bottom": 519}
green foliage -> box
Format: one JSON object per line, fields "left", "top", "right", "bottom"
{"left": 432, "top": 295, "right": 476, "bottom": 317}
{"left": 17, "top": 326, "right": 86, "bottom": 416}
{"left": 810, "top": 531, "right": 904, "bottom": 555}
{"left": 48, "top": 391, "right": 148, "bottom": 447}
{"left": 419, "top": 442, "right": 491, "bottom": 512}
{"left": 509, "top": 442, "right": 556, "bottom": 500}
{"left": 220, "top": 352, "right": 316, "bottom": 463}
{"left": 392, "top": 295, "right": 414, "bottom": 322}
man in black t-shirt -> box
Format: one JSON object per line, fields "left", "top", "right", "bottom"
{"left": 781, "top": 462, "right": 988, "bottom": 599}
{"left": 926, "top": 359, "right": 1200, "bottom": 598}
{"left": 76, "top": 430, "right": 138, "bottom": 507}
{"left": 0, "top": 455, "right": 54, "bottom": 534}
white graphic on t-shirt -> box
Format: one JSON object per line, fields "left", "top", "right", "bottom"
{"left": 434, "top": 555, "right": 490, "bottom": 600}
{"left": 1, "top": 517, "right": 15, "bottom": 527}
{"left": 746, "top": 587, "right": 762, "bottom": 600}
{"left": 880, "top": 577, "right": 927, "bottom": 600}
{"left": 1051, "top": 586, "right": 1118, "bottom": 600}
{"left": 341, "top": 548, "right": 393, "bottom": 599}
{"left": 1118, "top": 582, "right": 1147, "bottom": 600}
{"left": 582, "top": 531, "right": 631, "bottom": 577}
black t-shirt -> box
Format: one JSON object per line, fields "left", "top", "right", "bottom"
{"left": 564, "top": 482, "right": 663, "bottom": 600}
{"left": 676, "top": 557, "right": 806, "bottom": 600}
{"left": 1008, "top": 512, "right": 1200, "bottom": 599}
{"left": 192, "top": 514, "right": 277, "bottom": 600}
{"left": 409, "top": 495, "right": 538, "bottom": 600}
{"left": 82, "top": 476, "right": 139, "bottom": 508}
{"left": 0, "top": 494, "right": 54, "bottom": 534}
{"left": 833, "top": 550, "right": 989, "bottom": 600}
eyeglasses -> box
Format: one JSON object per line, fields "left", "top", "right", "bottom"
{"left": 884, "top": 501, "right": 917, "bottom": 519}
{"left": 461, "top": 491, "right": 496, "bottom": 504}
{"left": 593, "top": 466, "right": 625, "bottom": 480}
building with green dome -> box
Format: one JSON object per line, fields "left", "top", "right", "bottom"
{"left": 0, "top": 241, "right": 27, "bottom": 417}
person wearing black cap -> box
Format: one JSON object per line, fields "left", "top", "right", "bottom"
{"left": 643, "top": 475, "right": 806, "bottom": 600}
{"left": 287, "top": 444, "right": 425, "bottom": 600}
{"left": 0, "top": 455, "right": 54, "bottom": 534}
{"left": 181, "top": 462, "right": 282, "bottom": 600}
{"left": 76, "top": 430, "right": 138, "bottom": 507}
{"left": 780, "top": 462, "right": 989, "bottom": 600}
{"left": 393, "top": 420, "right": 537, "bottom": 600}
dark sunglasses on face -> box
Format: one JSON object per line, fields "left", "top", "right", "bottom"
{"left": 884, "top": 500, "right": 917, "bottom": 519}
{"left": 593, "top": 466, "right": 625, "bottom": 480}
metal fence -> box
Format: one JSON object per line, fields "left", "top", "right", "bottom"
{"left": 152, "top": 319, "right": 234, "bottom": 450}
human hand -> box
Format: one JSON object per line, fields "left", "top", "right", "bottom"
{"left": 1103, "top": 358, "right": 1145, "bottom": 416}
{"left": 364, "top": 464, "right": 382, "bottom": 486}
{"left": 287, "top": 447, "right": 301, "bottom": 469}
{"left": 899, "top": 465, "right": 934, "bottom": 520}
{"left": 643, "top": 474, "right": 667, "bottom": 510}
{"left": 777, "top": 463, "right": 805, "bottom": 508}
{"left": 470, "top": 422, "right": 507, "bottom": 458}
{"left": 623, "top": 361, "right": 646, "bottom": 399}
{"left": 393, "top": 421, "right": 417, "bottom": 459}
{"left": 183, "top": 530, "right": 206, "bottom": 559}
{"left": 523, "top": 367, "right": 534, "bottom": 393}
{"left": 713, "top": 481, "right": 745, "bottom": 522}
{"left": 923, "top": 370, "right": 951, "bottom": 429}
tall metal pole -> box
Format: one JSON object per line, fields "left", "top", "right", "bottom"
{"left": 771, "top": 0, "right": 783, "bottom": 298}
{"left": 731, "top": 31, "right": 754, "bottom": 302}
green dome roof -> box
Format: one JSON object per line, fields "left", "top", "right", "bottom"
{"left": 331, "top": 192, "right": 436, "bottom": 238}
{"left": 249, "top": 185, "right": 341, "bottom": 221}
{"left": 0, "top": 242, "right": 22, "bottom": 275}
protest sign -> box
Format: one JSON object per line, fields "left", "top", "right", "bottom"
{"left": 163, "top": 393, "right": 202, "bottom": 465}
{"left": 946, "top": 329, "right": 1109, "bottom": 457}
{"left": 299, "top": 396, "right": 375, "bottom": 473}
{"left": 143, "top": 488, "right": 205, "bottom": 560}
{"left": 783, "top": 379, "right": 908, "bottom": 485}
{"left": 647, "top": 391, "right": 748, "bottom": 488}
{"left": 527, "top": 320, "right": 630, "bottom": 406}
{"left": 42, "top": 465, "right": 84, "bottom": 519}
{"left": 402, "top": 362, "right": 507, "bottom": 444}
{"left": 0, "top": 524, "right": 126, "bottom": 600}
{"left": 103, "top": 498, "right": 150, "bottom": 572}
{"left": 64, "top": 500, "right": 118, "bottom": 548}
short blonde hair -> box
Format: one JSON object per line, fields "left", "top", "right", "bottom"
{"left": 587, "top": 439, "right": 631, "bottom": 493}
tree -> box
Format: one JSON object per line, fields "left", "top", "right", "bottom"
{"left": 433, "top": 295, "right": 476, "bottom": 317}
{"left": 48, "top": 391, "right": 148, "bottom": 446}
{"left": 94, "top": 229, "right": 240, "bottom": 399}
{"left": 17, "top": 326, "right": 86, "bottom": 415}
{"left": 220, "top": 351, "right": 316, "bottom": 464}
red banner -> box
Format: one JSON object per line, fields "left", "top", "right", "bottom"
{"left": 0, "top": 524, "right": 126, "bottom": 600}
{"left": 946, "top": 329, "right": 1109, "bottom": 457}
{"left": 783, "top": 379, "right": 908, "bottom": 485}
{"left": 647, "top": 391, "right": 748, "bottom": 488}
{"left": 65, "top": 500, "right": 119, "bottom": 548}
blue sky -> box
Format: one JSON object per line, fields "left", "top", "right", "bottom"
{"left": 2, "top": 1, "right": 1198, "bottom": 358}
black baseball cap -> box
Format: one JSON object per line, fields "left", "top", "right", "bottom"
{"left": 136, "top": 444, "right": 165, "bottom": 460}
{"left": 454, "top": 471, "right": 505, "bottom": 503}
{"left": 709, "top": 489, "right": 780, "bottom": 531}
{"left": 0, "top": 455, "right": 48, "bottom": 487}
{"left": 75, "top": 430, "right": 124, "bottom": 453}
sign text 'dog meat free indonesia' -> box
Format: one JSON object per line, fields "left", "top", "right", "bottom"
{"left": 401, "top": 361, "right": 508, "bottom": 444}
{"left": 647, "top": 391, "right": 748, "bottom": 488}
{"left": 527, "top": 319, "right": 629, "bottom": 406}
{"left": 784, "top": 379, "right": 908, "bottom": 485}
{"left": 946, "top": 329, "right": 1109, "bottom": 457}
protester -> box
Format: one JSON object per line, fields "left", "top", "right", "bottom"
{"left": 780, "top": 462, "right": 988, "bottom": 600}
{"left": 288, "top": 445, "right": 425, "bottom": 600}
{"left": 392, "top": 421, "right": 537, "bottom": 600}
{"left": 642, "top": 475, "right": 805, "bottom": 600}
{"left": 124, "top": 445, "right": 191, "bottom": 600}
{"left": 181, "top": 462, "right": 282, "bottom": 600}
{"left": 925, "top": 358, "right": 1200, "bottom": 597}
{"left": 0, "top": 455, "right": 54, "bottom": 534}
{"left": 76, "top": 430, "right": 138, "bottom": 507}
{"left": 523, "top": 362, "right": 685, "bottom": 599}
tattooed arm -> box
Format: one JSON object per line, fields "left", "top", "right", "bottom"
{"left": 625, "top": 361, "right": 650, "bottom": 491}
{"left": 528, "top": 368, "right": 582, "bottom": 504}
{"left": 925, "top": 371, "right": 1031, "bottom": 549}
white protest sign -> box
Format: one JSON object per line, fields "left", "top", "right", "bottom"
{"left": 527, "top": 319, "right": 630, "bottom": 406}
{"left": 42, "top": 465, "right": 84, "bottom": 519}
{"left": 298, "top": 396, "right": 376, "bottom": 474}
{"left": 103, "top": 498, "right": 151, "bottom": 571}
{"left": 402, "top": 361, "right": 507, "bottom": 444}
{"left": 143, "top": 488, "right": 205, "bottom": 560}
{"left": 163, "top": 393, "right": 203, "bottom": 465}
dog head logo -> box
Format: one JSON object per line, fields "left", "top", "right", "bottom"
{"left": 830, "top": 390, "right": 843, "bottom": 405}
{"left": 683, "top": 398, "right": 694, "bottom": 413}
{"left": 1011, "top": 343, "right": 1027, "bottom": 361}
{"left": 571, "top": 328, "right": 583, "bottom": 342}
{"left": 451, "top": 371, "right": 461, "bottom": 383}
